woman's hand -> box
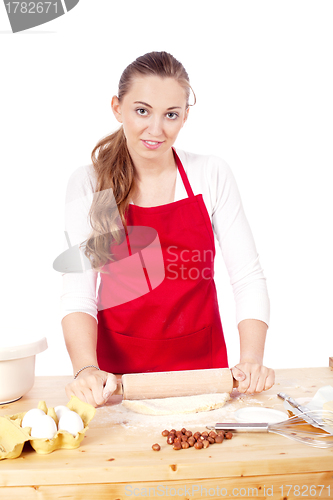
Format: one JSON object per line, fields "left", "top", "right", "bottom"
{"left": 234, "top": 319, "right": 274, "bottom": 393}
{"left": 65, "top": 368, "right": 117, "bottom": 407}
{"left": 231, "top": 362, "right": 275, "bottom": 394}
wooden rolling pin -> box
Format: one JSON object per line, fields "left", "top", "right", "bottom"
{"left": 113, "top": 368, "right": 238, "bottom": 400}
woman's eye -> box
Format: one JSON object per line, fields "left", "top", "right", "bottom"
{"left": 136, "top": 108, "right": 148, "bottom": 116}
{"left": 167, "top": 112, "right": 178, "bottom": 120}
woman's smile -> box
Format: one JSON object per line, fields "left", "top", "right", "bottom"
{"left": 141, "top": 139, "right": 164, "bottom": 150}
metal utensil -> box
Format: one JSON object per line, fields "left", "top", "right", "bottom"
{"left": 277, "top": 392, "right": 330, "bottom": 433}
{"left": 207, "top": 410, "right": 333, "bottom": 448}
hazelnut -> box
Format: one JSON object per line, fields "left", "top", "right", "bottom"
{"left": 162, "top": 427, "right": 230, "bottom": 450}
{"left": 187, "top": 437, "right": 195, "bottom": 447}
{"left": 167, "top": 435, "right": 175, "bottom": 445}
{"left": 152, "top": 443, "right": 160, "bottom": 451}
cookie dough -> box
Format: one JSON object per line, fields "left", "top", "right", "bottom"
{"left": 121, "top": 392, "right": 230, "bottom": 416}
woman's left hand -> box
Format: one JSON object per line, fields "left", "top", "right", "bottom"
{"left": 231, "top": 362, "right": 275, "bottom": 394}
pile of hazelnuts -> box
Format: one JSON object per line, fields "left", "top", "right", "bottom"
{"left": 152, "top": 428, "right": 232, "bottom": 451}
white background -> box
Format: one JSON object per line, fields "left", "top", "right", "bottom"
{"left": 0, "top": 0, "right": 332, "bottom": 376}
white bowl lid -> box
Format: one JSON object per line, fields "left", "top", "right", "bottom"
{"left": 0, "top": 337, "right": 48, "bottom": 361}
{"left": 234, "top": 407, "right": 288, "bottom": 423}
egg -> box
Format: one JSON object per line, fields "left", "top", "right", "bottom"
{"left": 21, "top": 408, "right": 46, "bottom": 429}
{"left": 54, "top": 405, "right": 70, "bottom": 420}
{"left": 30, "top": 415, "right": 58, "bottom": 440}
{"left": 58, "top": 410, "right": 84, "bottom": 436}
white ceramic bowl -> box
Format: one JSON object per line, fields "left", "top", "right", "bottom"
{"left": 0, "top": 337, "right": 47, "bottom": 404}
{"left": 234, "top": 407, "right": 288, "bottom": 423}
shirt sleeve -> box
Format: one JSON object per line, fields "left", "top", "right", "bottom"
{"left": 59, "top": 165, "right": 99, "bottom": 323}
{"left": 208, "top": 156, "right": 270, "bottom": 327}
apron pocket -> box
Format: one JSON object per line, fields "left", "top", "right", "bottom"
{"left": 97, "top": 325, "right": 213, "bottom": 373}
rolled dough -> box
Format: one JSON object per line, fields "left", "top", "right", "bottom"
{"left": 121, "top": 393, "right": 230, "bottom": 416}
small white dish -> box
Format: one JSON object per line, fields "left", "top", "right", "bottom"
{"left": 234, "top": 407, "right": 288, "bottom": 423}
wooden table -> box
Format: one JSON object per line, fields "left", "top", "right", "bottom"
{"left": 1, "top": 367, "right": 333, "bottom": 499}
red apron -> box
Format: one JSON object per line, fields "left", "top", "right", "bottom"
{"left": 96, "top": 149, "right": 228, "bottom": 373}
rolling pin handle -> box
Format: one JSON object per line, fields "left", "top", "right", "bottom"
{"left": 230, "top": 366, "right": 246, "bottom": 389}
{"left": 112, "top": 379, "right": 123, "bottom": 396}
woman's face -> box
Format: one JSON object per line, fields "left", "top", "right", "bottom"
{"left": 112, "top": 75, "right": 189, "bottom": 164}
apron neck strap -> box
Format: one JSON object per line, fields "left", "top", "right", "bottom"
{"left": 172, "top": 148, "right": 194, "bottom": 198}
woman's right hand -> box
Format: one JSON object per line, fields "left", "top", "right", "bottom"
{"left": 65, "top": 368, "right": 117, "bottom": 407}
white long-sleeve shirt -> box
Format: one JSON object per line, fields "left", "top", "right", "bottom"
{"left": 60, "top": 148, "right": 270, "bottom": 327}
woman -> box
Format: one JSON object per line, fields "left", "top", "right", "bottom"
{"left": 61, "top": 51, "right": 274, "bottom": 407}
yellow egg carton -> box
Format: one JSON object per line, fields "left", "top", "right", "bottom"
{"left": 0, "top": 396, "right": 96, "bottom": 459}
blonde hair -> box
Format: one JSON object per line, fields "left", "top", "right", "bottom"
{"left": 84, "top": 51, "right": 195, "bottom": 271}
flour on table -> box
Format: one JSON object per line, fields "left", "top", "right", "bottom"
{"left": 121, "top": 393, "right": 230, "bottom": 416}
{"left": 94, "top": 392, "right": 268, "bottom": 429}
